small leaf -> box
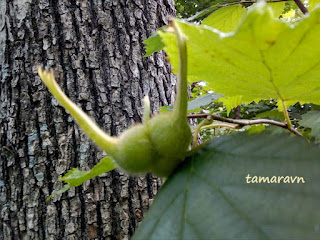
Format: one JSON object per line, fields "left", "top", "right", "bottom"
{"left": 219, "top": 95, "right": 242, "bottom": 115}
{"left": 60, "top": 156, "right": 116, "bottom": 187}
{"left": 46, "top": 184, "right": 71, "bottom": 202}
{"left": 299, "top": 110, "right": 320, "bottom": 139}
{"left": 133, "top": 132, "right": 320, "bottom": 239}
{"left": 202, "top": 4, "right": 246, "bottom": 32}
{"left": 245, "top": 124, "right": 266, "bottom": 134}
{"left": 143, "top": 28, "right": 165, "bottom": 57}
{"left": 159, "top": 105, "right": 172, "bottom": 113}
{"left": 47, "top": 156, "right": 116, "bottom": 200}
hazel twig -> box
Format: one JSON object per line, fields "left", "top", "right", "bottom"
{"left": 187, "top": 113, "right": 303, "bottom": 137}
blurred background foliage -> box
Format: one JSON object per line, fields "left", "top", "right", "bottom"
{"left": 172, "top": 0, "right": 320, "bottom": 143}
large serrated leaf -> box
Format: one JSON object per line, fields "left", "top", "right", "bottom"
{"left": 202, "top": 4, "right": 246, "bottom": 32}
{"left": 132, "top": 133, "right": 320, "bottom": 239}
{"left": 160, "top": 3, "right": 320, "bottom": 106}
{"left": 300, "top": 110, "right": 320, "bottom": 139}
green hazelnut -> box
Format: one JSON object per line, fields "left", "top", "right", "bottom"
{"left": 114, "top": 124, "right": 154, "bottom": 174}
{"left": 38, "top": 20, "right": 191, "bottom": 177}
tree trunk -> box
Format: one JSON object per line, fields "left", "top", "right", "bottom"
{"left": 0, "top": 0, "right": 176, "bottom": 239}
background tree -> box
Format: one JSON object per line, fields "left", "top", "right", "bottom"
{"left": 0, "top": 0, "right": 176, "bottom": 239}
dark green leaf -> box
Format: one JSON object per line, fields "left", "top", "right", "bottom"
{"left": 300, "top": 110, "right": 320, "bottom": 139}
{"left": 256, "top": 109, "right": 285, "bottom": 121}
{"left": 133, "top": 133, "right": 320, "bottom": 239}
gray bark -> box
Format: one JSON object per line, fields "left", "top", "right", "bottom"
{"left": 0, "top": 0, "right": 176, "bottom": 239}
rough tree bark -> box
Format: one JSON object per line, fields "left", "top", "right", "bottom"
{"left": 0, "top": 0, "right": 176, "bottom": 239}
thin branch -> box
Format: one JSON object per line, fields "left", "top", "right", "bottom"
{"left": 222, "top": 0, "right": 292, "bottom": 6}
{"left": 192, "top": 117, "right": 212, "bottom": 147}
{"left": 293, "top": 0, "right": 309, "bottom": 15}
{"left": 201, "top": 123, "right": 241, "bottom": 130}
{"left": 187, "top": 113, "right": 303, "bottom": 137}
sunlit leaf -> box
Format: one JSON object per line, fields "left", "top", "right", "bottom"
{"left": 47, "top": 156, "right": 116, "bottom": 200}
{"left": 160, "top": 3, "right": 320, "bottom": 108}
{"left": 202, "top": 4, "right": 246, "bottom": 32}
{"left": 282, "top": 9, "right": 295, "bottom": 18}
{"left": 143, "top": 28, "right": 165, "bottom": 57}
{"left": 59, "top": 156, "right": 116, "bottom": 187}
{"left": 309, "top": 0, "right": 320, "bottom": 11}
{"left": 267, "top": 1, "right": 285, "bottom": 17}
{"left": 219, "top": 95, "right": 243, "bottom": 115}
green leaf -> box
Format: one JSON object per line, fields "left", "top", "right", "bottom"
{"left": 160, "top": 3, "right": 320, "bottom": 108}
{"left": 299, "top": 110, "right": 320, "bottom": 139}
{"left": 245, "top": 124, "right": 266, "bottom": 134}
{"left": 59, "top": 156, "right": 116, "bottom": 187}
{"left": 47, "top": 156, "right": 116, "bottom": 200}
{"left": 256, "top": 109, "right": 285, "bottom": 121}
{"left": 267, "top": 1, "right": 285, "bottom": 17}
{"left": 202, "top": 4, "right": 246, "bottom": 32}
{"left": 159, "top": 105, "right": 172, "bottom": 113}
{"left": 143, "top": 28, "right": 165, "bottom": 57}
{"left": 219, "top": 95, "right": 243, "bottom": 115}
{"left": 133, "top": 132, "right": 320, "bottom": 239}
{"left": 46, "top": 183, "right": 71, "bottom": 202}
{"left": 309, "top": 0, "right": 320, "bottom": 11}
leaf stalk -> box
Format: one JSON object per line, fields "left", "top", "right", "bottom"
{"left": 172, "top": 21, "right": 188, "bottom": 122}
{"left": 187, "top": 113, "right": 303, "bottom": 137}
{"left": 281, "top": 100, "right": 293, "bottom": 129}
{"left": 192, "top": 117, "right": 213, "bottom": 147}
